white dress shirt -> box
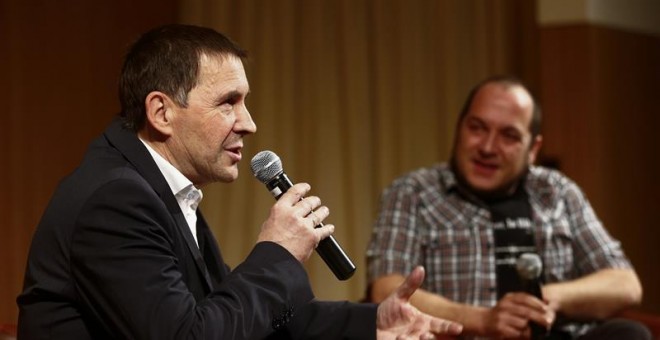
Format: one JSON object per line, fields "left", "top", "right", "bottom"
{"left": 140, "top": 139, "right": 203, "bottom": 247}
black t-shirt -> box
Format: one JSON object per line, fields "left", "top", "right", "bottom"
{"left": 486, "top": 185, "right": 540, "bottom": 299}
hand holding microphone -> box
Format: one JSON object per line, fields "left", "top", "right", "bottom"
{"left": 516, "top": 253, "right": 549, "bottom": 339}
{"left": 251, "top": 150, "right": 356, "bottom": 281}
{"left": 255, "top": 182, "right": 333, "bottom": 263}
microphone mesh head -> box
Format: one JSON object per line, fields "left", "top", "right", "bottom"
{"left": 250, "top": 150, "right": 283, "bottom": 183}
{"left": 516, "top": 253, "right": 543, "bottom": 280}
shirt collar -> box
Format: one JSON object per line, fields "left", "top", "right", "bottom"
{"left": 139, "top": 138, "right": 203, "bottom": 202}
{"left": 440, "top": 162, "right": 531, "bottom": 207}
{"left": 438, "top": 163, "right": 459, "bottom": 193}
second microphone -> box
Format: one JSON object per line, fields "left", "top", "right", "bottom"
{"left": 250, "top": 150, "right": 356, "bottom": 281}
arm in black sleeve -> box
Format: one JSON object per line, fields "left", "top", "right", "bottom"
{"left": 272, "top": 300, "right": 377, "bottom": 340}
{"left": 71, "top": 176, "right": 314, "bottom": 340}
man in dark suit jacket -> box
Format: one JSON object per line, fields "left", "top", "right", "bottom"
{"left": 17, "top": 24, "right": 462, "bottom": 339}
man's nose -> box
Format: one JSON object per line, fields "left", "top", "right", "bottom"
{"left": 479, "top": 133, "right": 497, "bottom": 155}
{"left": 236, "top": 107, "right": 257, "bottom": 134}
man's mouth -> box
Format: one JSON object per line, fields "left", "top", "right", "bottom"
{"left": 472, "top": 159, "right": 498, "bottom": 174}
{"left": 224, "top": 144, "right": 243, "bottom": 162}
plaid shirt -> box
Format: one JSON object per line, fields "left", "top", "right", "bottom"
{"left": 366, "top": 163, "right": 632, "bottom": 337}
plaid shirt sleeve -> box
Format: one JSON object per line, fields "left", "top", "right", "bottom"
{"left": 562, "top": 179, "right": 632, "bottom": 274}
{"left": 366, "top": 176, "right": 422, "bottom": 283}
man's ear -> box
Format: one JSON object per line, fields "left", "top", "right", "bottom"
{"left": 528, "top": 135, "right": 543, "bottom": 164}
{"left": 145, "top": 91, "right": 175, "bottom": 137}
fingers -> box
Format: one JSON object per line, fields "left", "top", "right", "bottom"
{"left": 392, "top": 313, "right": 464, "bottom": 340}
{"left": 429, "top": 318, "right": 463, "bottom": 336}
{"left": 488, "top": 293, "right": 554, "bottom": 338}
{"left": 396, "top": 266, "right": 425, "bottom": 301}
{"left": 313, "top": 223, "right": 335, "bottom": 242}
{"left": 260, "top": 182, "right": 336, "bottom": 261}
{"left": 502, "top": 293, "right": 553, "bottom": 328}
{"left": 298, "top": 196, "right": 321, "bottom": 217}
{"left": 301, "top": 199, "right": 328, "bottom": 226}
{"left": 279, "top": 183, "right": 329, "bottom": 225}
{"left": 279, "top": 183, "right": 311, "bottom": 205}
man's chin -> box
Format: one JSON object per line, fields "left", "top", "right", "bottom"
{"left": 465, "top": 174, "right": 499, "bottom": 191}
{"left": 220, "top": 171, "right": 239, "bottom": 183}
{"left": 208, "top": 166, "right": 239, "bottom": 184}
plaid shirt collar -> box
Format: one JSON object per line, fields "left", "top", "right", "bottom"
{"left": 438, "top": 163, "right": 529, "bottom": 208}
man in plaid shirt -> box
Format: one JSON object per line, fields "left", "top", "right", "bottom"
{"left": 366, "top": 76, "right": 650, "bottom": 339}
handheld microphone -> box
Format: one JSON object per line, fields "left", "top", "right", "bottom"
{"left": 250, "top": 150, "right": 356, "bottom": 281}
{"left": 516, "top": 253, "right": 547, "bottom": 339}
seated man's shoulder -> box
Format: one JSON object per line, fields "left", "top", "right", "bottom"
{"left": 527, "top": 166, "right": 586, "bottom": 203}
{"left": 389, "top": 163, "right": 449, "bottom": 190}
{"left": 528, "top": 166, "right": 574, "bottom": 187}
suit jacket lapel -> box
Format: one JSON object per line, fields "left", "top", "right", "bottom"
{"left": 103, "top": 118, "right": 214, "bottom": 292}
{"left": 196, "top": 212, "right": 229, "bottom": 287}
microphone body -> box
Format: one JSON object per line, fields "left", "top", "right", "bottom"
{"left": 252, "top": 151, "right": 356, "bottom": 281}
{"left": 516, "top": 253, "right": 547, "bottom": 339}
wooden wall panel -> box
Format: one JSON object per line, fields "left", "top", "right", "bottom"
{"left": 540, "top": 24, "right": 660, "bottom": 313}
{"left": 0, "top": 0, "right": 176, "bottom": 325}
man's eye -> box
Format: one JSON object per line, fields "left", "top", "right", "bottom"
{"left": 467, "top": 123, "right": 484, "bottom": 132}
{"left": 220, "top": 99, "right": 235, "bottom": 106}
{"left": 218, "top": 103, "right": 233, "bottom": 113}
{"left": 503, "top": 133, "right": 521, "bottom": 142}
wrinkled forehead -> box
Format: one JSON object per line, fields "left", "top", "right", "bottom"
{"left": 197, "top": 52, "right": 244, "bottom": 75}
{"left": 195, "top": 53, "right": 248, "bottom": 88}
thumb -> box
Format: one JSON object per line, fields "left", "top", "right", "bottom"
{"left": 396, "top": 266, "right": 425, "bottom": 300}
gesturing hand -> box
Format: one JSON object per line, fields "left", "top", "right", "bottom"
{"left": 376, "top": 266, "right": 463, "bottom": 340}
